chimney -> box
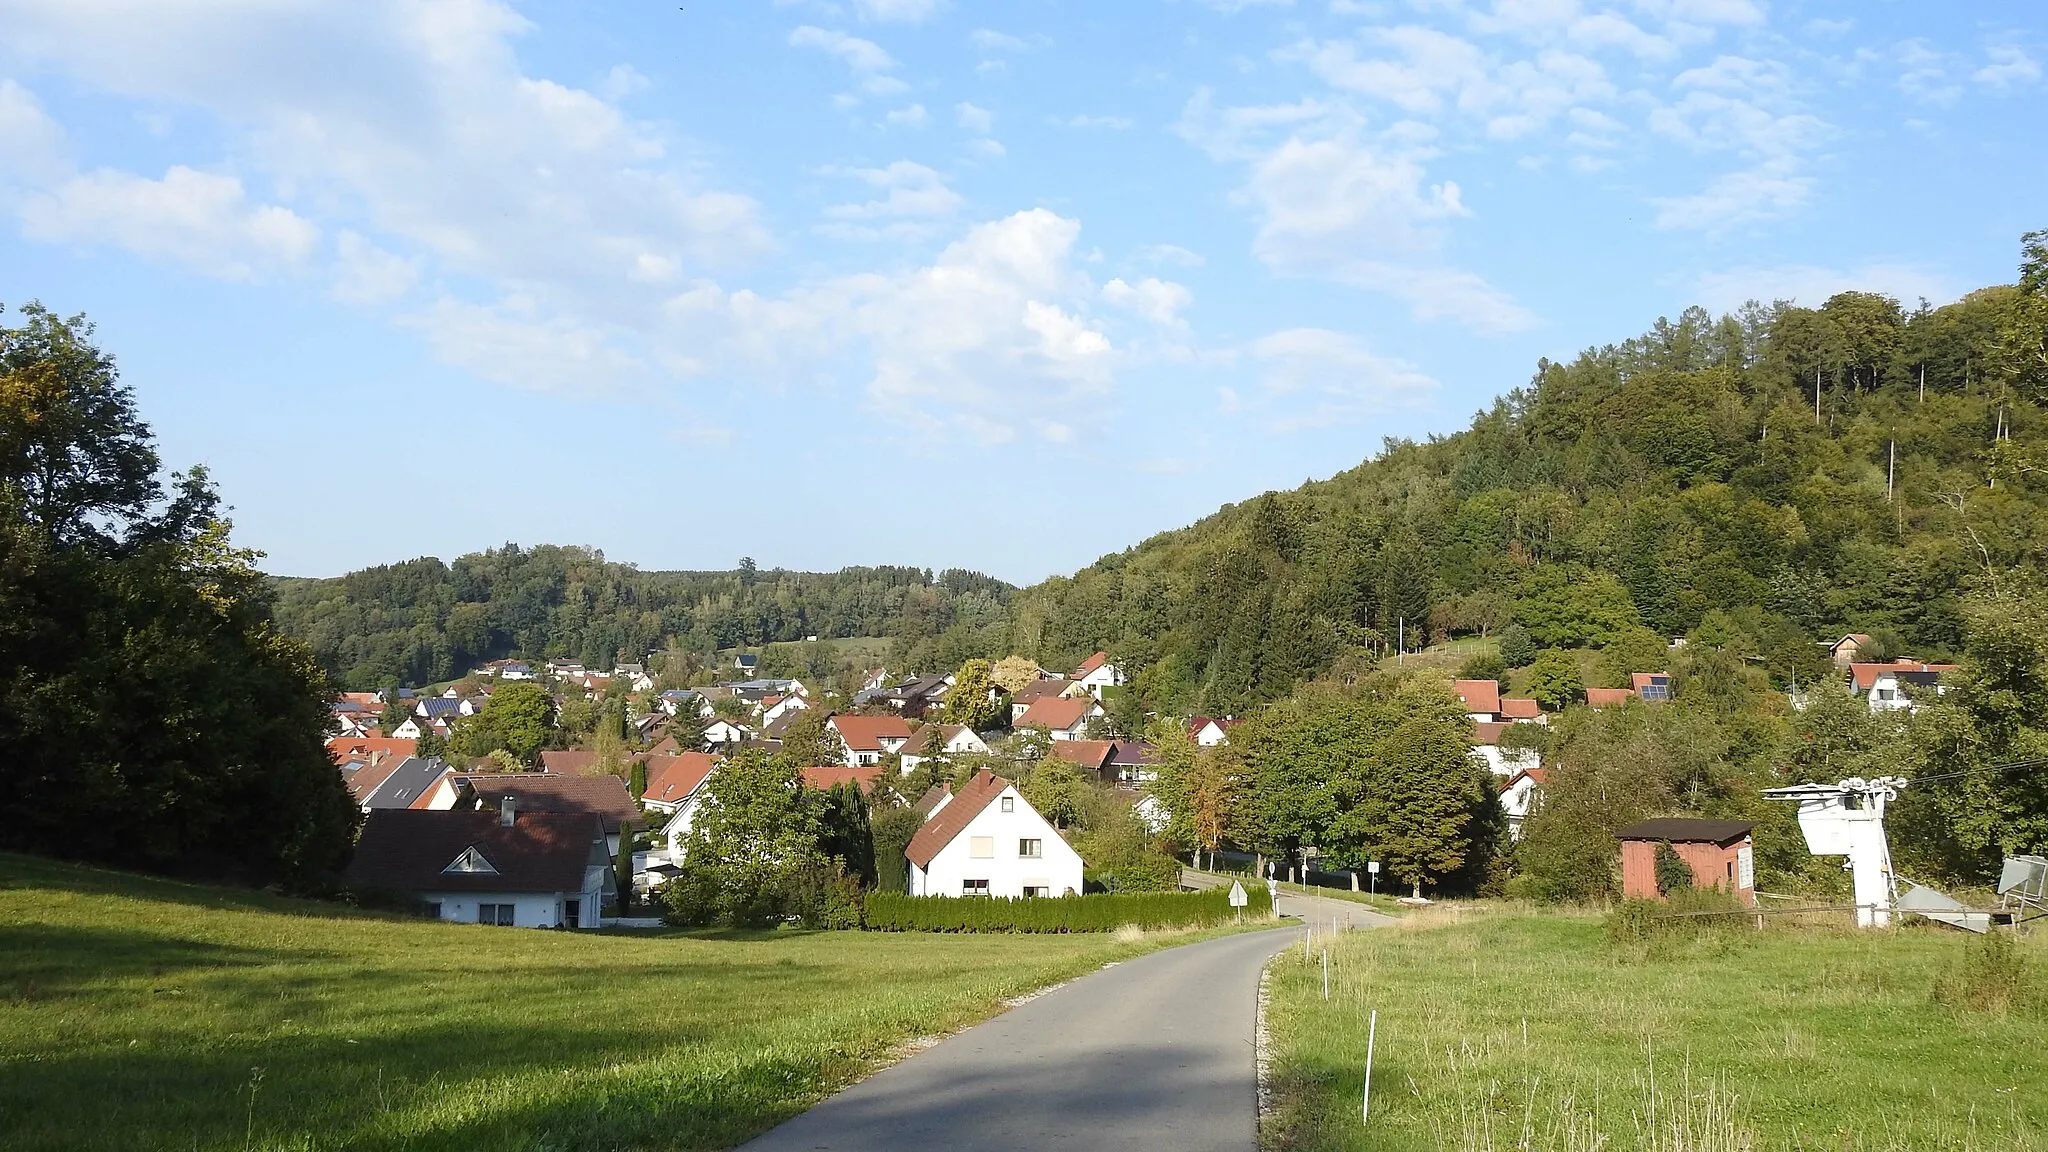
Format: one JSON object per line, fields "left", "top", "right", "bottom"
{"left": 500, "top": 796, "right": 516, "bottom": 827}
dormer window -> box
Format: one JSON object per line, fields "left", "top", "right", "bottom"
{"left": 443, "top": 846, "right": 498, "bottom": 874}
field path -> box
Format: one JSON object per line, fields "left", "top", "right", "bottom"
{"left": 736, "top": 887, "right": 1389, "bottom": 1152}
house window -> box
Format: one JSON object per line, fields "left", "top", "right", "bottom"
{"left": 1001, "top": 796, "right": 1015, "bottom": 813}
{"left": 1018, "top": 838, "right": 1043, "bottom": 858}
{"left": 963, "top": 879, "right": 990, "bottom": 896}
{"left": 564, "top": 899, "right": 581, "bottom": 929}
{"left": 970, "top": 836, "right": 995, "bottom": 858}
{"left": 478, "top": 903, "right": 515, "bottom": 926}
{"left": 422, "top": 901, "right": 442, "bottom": 920}
{"left": 1022, "top": 885, "right": 1049, "bottom": 898}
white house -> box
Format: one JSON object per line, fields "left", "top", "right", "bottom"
{"left": 1849, "top": 660, "right": 1956, "bottom": 713}
{"left": 1066, "top": 652, "right": 1127, "bottom": 700}
{"left": 759, "top": 694, "right": 810, "bottom": 728}
{"left": 898, "top": 723, "right": 991, "bottom": 774}
{"left": 1014, "top": 696, "right": 1103, "bottom": 741}
{"left": 1186, "top": 716, "right": 1234, "bottom": 747}
{"left": 906, "top": 770, "right": 1084, "bottom": 898}
{"left": 390, "top": 716, "right": 424, "bottom": 740}
{"left": 702, "top": 718, "right": 749, "bottom": 747}
{"left": 828, "top": 714, "right": 915, "bottom": 766}
{"left": 1497, "top": 767, "right": 1546, "bottom": 840}
{"left": 1470, "top": 722, "right": 1540, "bottom": 778}
{"left": 342, "top": 806, "right": 611, "bottom": 929}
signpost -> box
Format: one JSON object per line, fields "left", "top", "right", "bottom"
{"left": 1228, "top": 880, "right": 1248, "bottom": 921}
{"left": 1367, "top": 860, "right": 1379, "bottom": 898}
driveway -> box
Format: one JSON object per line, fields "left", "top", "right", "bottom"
{"left": 737, "top": 883, "right": 1388, "bottom": 1152}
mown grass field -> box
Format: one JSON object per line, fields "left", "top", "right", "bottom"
{"left": 1264, "top": 907, "right": 2047, "bottom": 1151}
{"left": 0, "top": 853, "right": 1216, "bottom": 1151}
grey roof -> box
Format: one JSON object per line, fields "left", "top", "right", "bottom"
{"left": 361, "top": 757, "right": 451, "bottom": 809}
{"left": 418, "top": 698, "right": 464, "bottom": 719}
{"left": 1614, "top": 818, "right": 1754, "bottom": 844}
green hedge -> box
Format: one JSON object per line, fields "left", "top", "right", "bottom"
{"left": 864, "top": 884, "right": 1273, "bottom": 932}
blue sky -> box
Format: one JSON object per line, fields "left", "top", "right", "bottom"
{"left": 0, "top": 0, "right": 2041, "bottom": 583}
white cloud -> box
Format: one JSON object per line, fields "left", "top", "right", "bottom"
{"left": 884, "top": 103, "right": 930, "bottom": 128}
{"left": 331, "top": 229, "right": 420, "bottom": 304}
{"left": 955, "top": 101, "right": 993, "bottom": 133}
{"left": 1693, "top": 262, "right": 1967, "bottom": 313}
{"left": 403, "top": 294, "right": 651, "bottom": 395}
{"left": 855, "top": 0, "right": 942, "bottom": 24}
{"left": 0, "top": 79, "right": 69, "bottom": 185}
{"left": 1057, "top": 114, "right": 1137, "bottom": 130}
{"left": 1975, "top": 46, "right": 2041, "bottom": 89}
{"left": 1190, "top": 0, "right": 1295, "bottom": 11}
{"left": 597, "top": 64, "right": 649, "bottom": 101}
{"left": 1288, "top": 27, "right": 1614, "bottom": 137}
{"left": 1248, "top": 327, "right": 1437, "bottom": 432}
{"left": 660, "top": 209, "right": 1118, "bottom": 442}
{"left": 19, "top": 165, "right": 319, "bottom": 281}
{"left": 1137, "top": 243, "right": 1206, "bottom": 267}
{"left": 789, "top": 25, "right": 897, "bottom": 73}
{"left": 969, "top": 28, "right": 1028, "bottom": 52}
{"left": 1102, "top": 276, "right": 1193, "bottom": 328}
{"left": 820, "top": 161, "right": 961, "bottom": 238}
{"left": 1892, "top": 39, "right": 1962, "bottom": 106}
{"left": 966, "top": 138, "right": 1006, "bottom": 158}
{"left": 1649, "top": 162, "right": 1808, "bottom": 230}
{"left": 1647, "top": 56, "right": 1829, "bottom": 230}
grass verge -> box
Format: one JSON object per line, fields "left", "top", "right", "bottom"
{"left": 0, "top": 852, "right": 1234, "bottom": 1150}
{"left": 1262, "top": 906, "right": 2045, "bottom": 1151}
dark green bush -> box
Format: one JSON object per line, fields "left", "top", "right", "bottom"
{"left": 1934, "top": 930, "right": 2038, "bottom": 1013}
{"left": 1653, "top": 842, "right": 1693, "bottom": 895}
{"left": 865, "top": 884, "right": 1272, "bottom": 932}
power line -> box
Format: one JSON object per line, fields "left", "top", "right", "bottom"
{"left": 1905, "top": 758, "right": 2048, "bottom": 787}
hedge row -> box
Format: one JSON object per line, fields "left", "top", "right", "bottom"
{"left": 864, "top": 884, "right": 1273, "bottom": 932}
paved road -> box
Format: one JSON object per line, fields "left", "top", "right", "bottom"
{"left": 1182, "top": 870, "right": 1398, "bottom": 933}
{"left": 738, "top": 884, "right": 1390, "bottom": 1152}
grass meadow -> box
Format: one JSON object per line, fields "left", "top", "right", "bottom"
{"left": 1263, "top": 906, "right": 2046, "bottom": 1152}
{"left": 0, "top": 852, "right": 1217, "bottom": 1151}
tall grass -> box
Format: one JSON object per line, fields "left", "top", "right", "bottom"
{"left": 1263, "top": 909, "right": 2046, "bottom": 1151}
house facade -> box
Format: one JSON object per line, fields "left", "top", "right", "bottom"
{"left": 344, "top": 807, "right": 612, "bottom": 929}
{"left": 906, "top": 771, "right": 1084, "bottom": 898}
{"left": 1068, "top": 652, "right": 1127, "bottom": 700}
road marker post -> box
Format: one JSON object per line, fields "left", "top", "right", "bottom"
{"left": 1322, "top": 947, "right": 1329, "bottom": 1000}
{"left": 1361, "top": 1009, "right": 1378, "bottom": 1124}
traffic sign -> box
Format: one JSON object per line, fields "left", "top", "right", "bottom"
{"left": 1228, "top": 880, "right": 1248, "bottom": 908}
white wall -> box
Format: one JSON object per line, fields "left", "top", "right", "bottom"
{"left": 910, "top": 783, "right": 1084, "bottom": 898}
{"left": 1473, "top": 745, "right": 1539, "bottom": 777}
{"left": 417, "top": 881, "right": 605, "bottom": 929}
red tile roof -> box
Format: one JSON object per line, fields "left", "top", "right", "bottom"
{"left": 1498, "top": 766, "right": 1548, "bottom": 793}
{"left": 1586, "top": 687, "right": 1635, "bottom": 707}
{"left": 906, "top": 770, "right": 1011, "bottom": 869}
{"left": 913, "top": 783, "right": 953, "bottom": 816}
{"left": 1017, "top": 697, "right": 1096, "bottom": 732}
{"left": 1074, "top": 652, "right": 1108, "bottom": 678}
{"left": 327, "top": 736, "right": 419, "bottom": 765}
{"left": 1499, "top": 697, "right": 1542, "bottom": 720}
{"left": 1848, "top": 661, "right": 1958, "bottom": 690}
{"left": 1471, "top": 720, "right": 1509, "bottom": 746}
{"left": 642, "top": 753, "right": 720, "bottom": 806}
{"left": 340, "top": 757, "right": 406, "bottom": 805}
{"left": 829, "top": 713, "right": 915, "bottom": 752}
{"left": 344, "top": 809, "right": 604, "bottom": 894}
{"left": 1011, "top": 679, "right": 1071, "bottom": 703}
{"left": 799, "top": 765, "right": 885, "bottom": 793}
{"left": 1048, "top": 739, "right": 1115, "bottom": 771}
{"left": 1453, "top": 678, "right": 1502, "bottom": 716}
{"left": 1629, "top": 672, "right": 1672, "bottom": 694}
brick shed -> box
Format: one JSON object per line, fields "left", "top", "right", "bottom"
{"left": 1616, "top": 818, "right": 1756, "bottom": 906}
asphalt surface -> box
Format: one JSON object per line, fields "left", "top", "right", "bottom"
{"left": 737, "top": 882, "right": 1390, "bottom": 1152}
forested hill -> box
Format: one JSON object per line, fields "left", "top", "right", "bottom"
{"left": 272, "top": 547, "right": 1012, "bottom": 689}
{"left": 994, "top": 263, "right": 2048, "bottom": 713}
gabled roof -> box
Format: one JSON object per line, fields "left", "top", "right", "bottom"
{"left": 799, "top": 765, "right": 885, "bottom": 793}
{"left": 641, "top": 753, "right": 720, "bottom": 806}
{"left": 341, "top": 757, "right": 406, "bottom": 805}
{"left": 1074, "top": 652, "right": 1109, "bottom": 678}
{"left": 1586, "top": 687, "right": 1635, "bottom": 708}
{"left": 1186, "top": 715, "right": 1237, "bottom": 737}
{"left": 1471, "top": 720, "right": 1509, "bottom": 746}
{"left": 345, "top": 809, "right": 604, "bottom": 894}
{"left": 1629, "top": 672, "right": 1672, "bottom": 692}
{"left": 906, "top": 770, "right": 1011, "bottom": 868}
{"left": 1453, "top": 679, "right": 1502, "bottom": 716}
{"left": 1017, "top": 696, "right": 1096, "bottom": 732}
{"left": 1848, "top": 660, "right": 1958, "bottom": 690}
{"left": 1832, "top": 633, "right": 1874, "bottom": 651}
{"left": 1498, "top": 766, "right": 1548, "bottom": 793}
{"left": 1048, "top": 739, "right": 1115, "bottom": 771}
{"left": 418, "top": 697, "right": 465, "bottom": 718}
{"left": 1010, "top": 679, "right": 1071, "bottom": 704}
{"left": 362, "top": 757, "right": 452, "bottom": 809}
{"left": 458, "top": 773, "right": 643, "bottom": 833}
{"left": 829, "top": 713, "right": 914, "bottom": 752}
{"left": 1499, "top": 697, "right": 1542, "bottom": 721}
{"left": 1107, "top": 740, "right": 1159, "bottom": 766}
{"left": 326, "top": 736, "right": 419, "bottom": 765}
{"left": 1614, "top": 817, "right": 1754, "bottom": 845}
{"left": 913, "top": 784, "right": 953, "bottom": 816}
